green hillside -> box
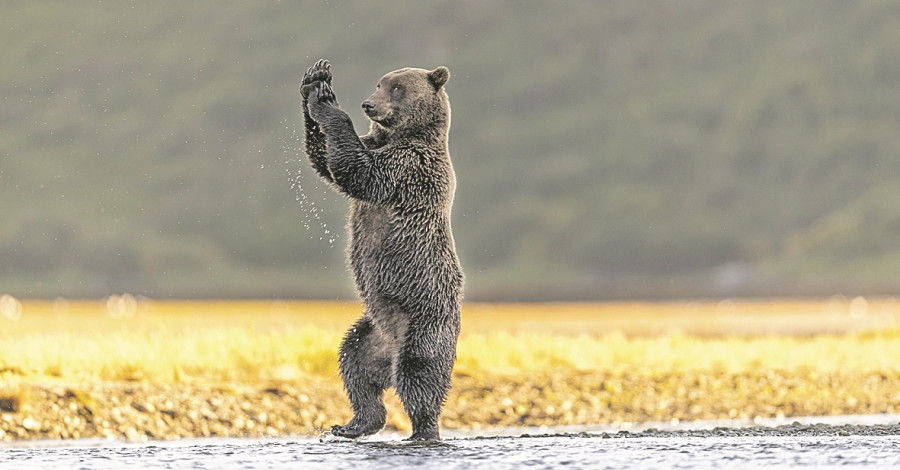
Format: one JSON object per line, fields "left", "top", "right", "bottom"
{"left": 2, "top": 1, "right": 900, "bottom": 300}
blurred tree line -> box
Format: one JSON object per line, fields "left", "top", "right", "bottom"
{"left": 2, "top": 1, "right": 899, "bottom": 300}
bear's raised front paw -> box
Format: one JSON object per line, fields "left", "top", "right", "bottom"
{"left": 300, "top": 59, "right": 333, "bottom": 98}
{"left": 310, "top": 81, "right": 338, "bottom": 106}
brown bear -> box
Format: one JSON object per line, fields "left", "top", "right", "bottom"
{"left": 299, "top": 59, "right": 463, "bottom": 441}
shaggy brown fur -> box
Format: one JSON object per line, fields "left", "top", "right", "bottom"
{"left": 300, "top": 59, "right": 463, "bottom": 441}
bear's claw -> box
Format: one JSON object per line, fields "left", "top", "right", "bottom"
{"left": 301, "top": 59, "right": 333, "bottom": 98}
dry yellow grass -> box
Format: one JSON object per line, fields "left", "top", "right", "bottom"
{"left": 1, "top": 296, "right": 899, "bottom": 384}
{"left": 0, "top": 298, "right": 352, "bottom": 383}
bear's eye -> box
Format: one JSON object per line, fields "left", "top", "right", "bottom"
{"left": 391, "top": 84, "right": 402, "bottom": 92}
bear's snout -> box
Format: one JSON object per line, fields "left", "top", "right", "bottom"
{"left": 362, "top": 101, "right": 377, "bottom": 115}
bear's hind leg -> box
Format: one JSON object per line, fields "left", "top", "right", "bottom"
{"left": 331, "top": 316, "right": 392, "bottom": 438}
{"left": 395, "top": 323, "right": 458, "bottom": 441}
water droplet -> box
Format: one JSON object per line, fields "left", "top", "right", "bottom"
{"left": 280, "top": 118, "right": 339, "bottom": 246}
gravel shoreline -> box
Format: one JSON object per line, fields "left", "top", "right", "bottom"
{"left": 513, "top": 422, "right": 900, "bottom": 440}
{"left": 451, "top": 414, "right": 900, "bottom": 441}
{"left": 2, "top": 375, "right": 898, "bottom": 442}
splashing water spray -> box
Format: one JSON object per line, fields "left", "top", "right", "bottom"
{"left": 281, "top": 119, "right": 338, "bottom": 246}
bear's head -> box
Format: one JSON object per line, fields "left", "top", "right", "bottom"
{"left": 361, "top": 66, "right": 451, "bottom": 137}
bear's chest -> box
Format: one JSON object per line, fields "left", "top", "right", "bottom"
{"left": 349, "top": 201, "right": 393, "bottom": 246}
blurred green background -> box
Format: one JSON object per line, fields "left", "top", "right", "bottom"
{"left": 2, "top": 1, "right": 899, "bottom": 300}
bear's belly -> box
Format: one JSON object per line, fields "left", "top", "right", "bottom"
{"left": 347, "top": 200, "right": 456, "bottom": 305}
{"left": 347, "top": 201, "right": 393, "bottom": 294}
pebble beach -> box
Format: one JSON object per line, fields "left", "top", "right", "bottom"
{"left": 3, "top": 370, "right": 898, "bottom": 442}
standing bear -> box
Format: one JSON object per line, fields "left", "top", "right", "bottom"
{"left": 300, "top": 59, "right": 464, "bottom": 441}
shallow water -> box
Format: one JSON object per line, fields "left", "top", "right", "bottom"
{"left": 3, "top": 433, "right": 899, "bottom": 470}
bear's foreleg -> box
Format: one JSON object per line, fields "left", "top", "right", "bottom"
{"left": 300, "top": 59, "right": 336, "bottom": 184}
{"left": 307, "top": 81, "right": 394, "bottom": 203}
{"left": 331, "top": 316, "right": 392, "bottom": 438}
{"left": 395, "top": 321, "right": 459, "bottom": 441}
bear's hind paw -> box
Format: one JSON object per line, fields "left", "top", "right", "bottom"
{"left": 330, "top": 421, "right": 382, "bottom": 439}
{"left": 405, "top": 429, "right": 441, "bottom": 441}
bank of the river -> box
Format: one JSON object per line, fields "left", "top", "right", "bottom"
{"left": 520, "top": 421, "right": 900, "bottom": 439}
{"left": 2, "top": 370, "right": 899, "bottom": 441}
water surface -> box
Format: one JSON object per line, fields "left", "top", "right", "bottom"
{"left": 4, "top": 433, "right": 899, "bottom": 470}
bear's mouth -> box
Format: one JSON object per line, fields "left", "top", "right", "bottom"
{"left": 368, "top": 111, "right": 397, "bottom": 127}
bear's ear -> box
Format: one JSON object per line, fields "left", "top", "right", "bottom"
{"left": 428, "top": 66, "right": 450, "bottom": 90}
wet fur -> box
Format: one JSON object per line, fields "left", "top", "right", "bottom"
{"left": 301, "top": 60, "right": 463, "bottom": 441}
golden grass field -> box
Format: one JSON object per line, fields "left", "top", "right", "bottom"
{"left": 1, "top": 295, "right": 899, "bottom": 440}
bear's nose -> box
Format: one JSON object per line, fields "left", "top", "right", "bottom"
{"left": 361, "top": 101, "right": 376, "bottom": 113}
